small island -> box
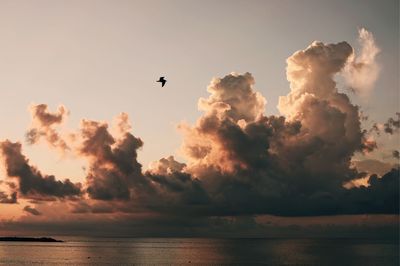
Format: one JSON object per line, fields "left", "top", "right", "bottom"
{"left": 0, "top": 237, "right": 63, "bottom": 242}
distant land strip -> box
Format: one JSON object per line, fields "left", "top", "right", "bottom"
{"left": 0, "top": 237, "right": 63, "bottom": 242}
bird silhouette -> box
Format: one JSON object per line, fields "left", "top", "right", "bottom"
{"left": 157, "top": 77, "right": 166, "bottom": 87}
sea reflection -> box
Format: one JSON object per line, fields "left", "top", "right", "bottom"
{"left": 0, "top": 237, "right": 398, "bottom": 265}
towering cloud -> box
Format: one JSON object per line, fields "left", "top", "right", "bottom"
{"left": 176, "top": 36, "right": 393, "bottom": 216}
{"left": 78, "top": 116, "right": 148, "bottom": 200}
{"left": 179, "top": 72, "right": 272, "bottom": 174}
{"left": 278, "top": 40, "right": 371, "bottom": 180}
{"left": 343, "top": 28, "right": 380, "bottom": 97}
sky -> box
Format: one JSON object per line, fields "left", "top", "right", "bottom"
{"left": 0, "top": 0, "right": 398, "bottom": 236}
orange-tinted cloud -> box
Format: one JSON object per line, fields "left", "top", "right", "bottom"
{"left": 0, "top": 30, "right": 398, "bottom": 233}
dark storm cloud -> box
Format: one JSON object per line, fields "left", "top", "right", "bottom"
{"left": 0, "top": 140, "right": 81, "bottom": 200}
{"left": 343, "top": 168, "right": 399, "bottom": 214}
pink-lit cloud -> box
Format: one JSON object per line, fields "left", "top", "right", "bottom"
{"left": 0, "top": 30, "right": 398, "bottom": 236}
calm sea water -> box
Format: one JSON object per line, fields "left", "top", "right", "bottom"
{"left": 0, "top": 237, "right": 398, "bottom": 265}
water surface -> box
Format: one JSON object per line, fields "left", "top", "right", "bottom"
{"left": 0, "top": 237, "right": 398, "bottom": 265}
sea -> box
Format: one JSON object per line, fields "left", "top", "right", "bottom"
{"left": 0, "top": 237, "right": 398, "bottom": 265}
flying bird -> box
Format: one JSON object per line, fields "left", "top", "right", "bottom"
{"left": 157, "top": 77, "right": 167, "bottom": 87}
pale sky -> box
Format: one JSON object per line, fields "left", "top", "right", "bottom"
{"left": 0, "top": 0, "right": 398, "bottom": 183}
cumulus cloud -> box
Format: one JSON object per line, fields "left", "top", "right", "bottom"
{"left": 343, "top": 28, "right": 380, "bottom": 97}
{"left": 1, "top": 29, "right": 397, "bottom": 223}
{"left": 277, "top": 39, "right": 370, "bottom": 175}
{"left": 78, "top": 117, "right": 148, "bottom": 200}
{"left": 148, "top": 156, "right": 186, "bottom": 176}
{"left": 175, "top": 35, "right": 392, "bottom": 216}
{"left": 26, "top": 104, "right": 70, "bottom": 152}
{"left": 146, "top": 156, "right": 209, "bottom": 210}
{"left": 0, "top": 140, "right": 81, "bottom": 200}
{"left": 179, "top": 72, "right": 284, "bottom": 175}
